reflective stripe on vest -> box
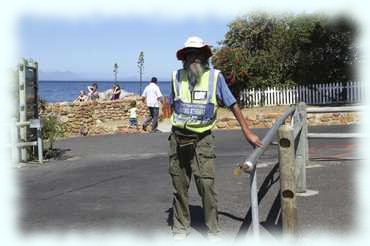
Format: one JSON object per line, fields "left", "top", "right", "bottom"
{"left": 170, "top": 69, "right": 219, "bottom": 133}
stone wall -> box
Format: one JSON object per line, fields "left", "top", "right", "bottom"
{"left": 40, "top": 96, "right": 151, "bottom": 137}
{"left": 41, "top": 101, "right": 362, "bottom": 138}
{"left": 215, "top": 107, "right": 362, "bottom": 130}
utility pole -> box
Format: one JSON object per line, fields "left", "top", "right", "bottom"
{"left": 137, "top": 51, "right": 144, "bottom": 95}
{"left": 113, "top": 63, "right": 119, "bottom": 83}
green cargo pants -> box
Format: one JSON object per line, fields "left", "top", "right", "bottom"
{"left": 168, "top": 132, "right": 220, "bottom": 235}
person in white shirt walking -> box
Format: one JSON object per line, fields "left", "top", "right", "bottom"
{"left": 141, "top": 77, "right": 163, "bottom": 132}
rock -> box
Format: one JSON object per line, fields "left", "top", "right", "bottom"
{"left": 59, "top": 116, "right": 69, "bottom": 123}
{"left": 227, "top": 120, "right": 240, "bottom": 128}
{"left": 265, "top": 113, "right": 280, "bottom": 119}
{"left": 219, "top": 117, "right": 234, "bottom": 122}
{"left": 246, "top": 115, "right": 256, "bottom": 121}
{"left": 320, "top": 117, "right": 331, "bottom": 122}
{"left": 216, "top": 122, "right": 227, "bottom": 129}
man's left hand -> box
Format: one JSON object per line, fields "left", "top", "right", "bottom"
{"left": 245, "top": 132, "right": 264, "bottom": 148}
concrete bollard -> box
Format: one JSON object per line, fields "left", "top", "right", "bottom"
{"left": 278, "top": 125, "right": 297, "bottom": 239}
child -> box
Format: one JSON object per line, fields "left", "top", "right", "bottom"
{"left": 73, "top": 90, "right": 88, "bottom": 103}
{"left": 128, "top": 101, "right": 138, "bottom": 128}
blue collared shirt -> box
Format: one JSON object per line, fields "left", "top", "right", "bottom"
{"left": 169, "top": 71, "right": 237, "bottom": 108}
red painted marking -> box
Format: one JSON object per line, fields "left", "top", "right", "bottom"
{"left": 309, "top": 142, "right": 358, "bottom": 159}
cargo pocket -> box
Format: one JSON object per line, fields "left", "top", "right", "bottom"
{"left": 168, "top": 133, "right": 181, "bottom": 175}
{"left": 195, "top": 134, "right": 216, "bottom": 178}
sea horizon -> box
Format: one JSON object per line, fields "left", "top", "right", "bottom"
{"left": 39, "top": 80, "right": 170, "bottom": 83}
{"left": 39, "top": 80, "right": 171, "bottom": 103}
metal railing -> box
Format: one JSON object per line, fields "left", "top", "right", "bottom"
{"left": 306, "top": 105, "right": 364, "bottom": 139}
{"left": 10, "top": 117, "right": 44, "bottom": 164}
{"left": 234, "top": 105, "right": 297, "bottom": 239}
{"left": 235, "top": 102, "right": 362, "bottom": 239}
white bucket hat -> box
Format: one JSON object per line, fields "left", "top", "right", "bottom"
{"left": 176, "top": 36, "right": 213, "bottom": 61}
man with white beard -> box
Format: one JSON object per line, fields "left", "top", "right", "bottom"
{"left": 168, "top": 36, "right": 263, "bottom": 241}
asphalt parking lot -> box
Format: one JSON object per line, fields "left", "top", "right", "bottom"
{"left": 16, "top": 125, "right": 361, "bottom": 240}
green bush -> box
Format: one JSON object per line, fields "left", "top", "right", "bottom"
{"left": 41, "top": 115, "right": 64, "bottom": 152}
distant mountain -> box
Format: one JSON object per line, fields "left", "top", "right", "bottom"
{"left": 39, "top": 70, "right": 83, "bottom": 81}
{"left": 39, "top": 70, "right": 167, "bottom": 81}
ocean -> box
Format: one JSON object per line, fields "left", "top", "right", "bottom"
{"left": 39, "top": 80, "right": 171, "bottom": 103}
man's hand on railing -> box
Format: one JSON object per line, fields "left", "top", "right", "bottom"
{"left": 230, "top": 103, "right": 264, "bottom": 148}
{"left": 245, "top": 131, "right": 264, "bottom": 148}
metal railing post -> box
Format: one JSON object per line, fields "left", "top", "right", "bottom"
{"left": 249, "top": 168, "right": 260, "bottom": 239}
{"left": 37, "top": 127, "right": 43, "bottom": 164}
{"left": 234, "top": 106, "right": 296, "bottom": 240}
{"left": 278, "top": 125, "right": 297, "bottom": 239}
{"left": 296, "top": 102, "right": 307, "bottom": 193}
{"left": 303, "top": 104, "right": 309, "bottom": 171}
{"left": 10, "top": 117, "right": 20, "bottom": 164}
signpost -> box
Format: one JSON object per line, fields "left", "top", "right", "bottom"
{"left": 16, "top": 58, "right": 42, "bottom": 163}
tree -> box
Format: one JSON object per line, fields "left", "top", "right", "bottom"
{"left": 290, "top": 15, "right": 358, "bottom": 85}
{"left": 213, "top": 12, "right": 297, "bottom": 92}
{"left": 137, "top": 51, "right": 144, "bottom": 95}
{"left": 212, "top": 12, "right": 358, "bottom": 100}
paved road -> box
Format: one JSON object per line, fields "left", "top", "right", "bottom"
{"left": 17, "top": 125, "right": 361, "bottom": 240}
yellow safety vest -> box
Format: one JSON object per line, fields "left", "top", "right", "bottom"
{"left": 170, "top": 68, "right": 219, "bottom": 133}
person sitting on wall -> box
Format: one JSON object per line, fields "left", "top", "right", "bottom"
{"left": 73, "top": 90, "right": 89, "bottom": 103}
{"left": 111, "top": 83, "right": 121, "bottom": 100}
{"left": 88, "top": 82, "right": 99, "bottom": 101}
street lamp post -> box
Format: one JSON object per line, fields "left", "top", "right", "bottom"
{"left": 137, "top": 52, "right": 144, "bottom": 95}
{"left": 113, "top": 63, "right": 119, "bottom": 83}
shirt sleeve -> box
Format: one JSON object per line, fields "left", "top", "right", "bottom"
{"left": 141, "top": 87, "right": 147, "bottom": 97}
{"left": 216, "top": 72, "right": 237, "bottom": 108}
{"left": 168, "top": 77, "right": 174, "bottom": 107}
{"left": 156, "top": 85, "right": 163, "bottom": 98}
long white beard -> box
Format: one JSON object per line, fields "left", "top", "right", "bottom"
{"left": 187, "top": 62, "right": 205, "bottom": 85}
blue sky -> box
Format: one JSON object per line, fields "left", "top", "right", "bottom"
{"left": 19, "top": 16, "right": 234, "bottom": 81}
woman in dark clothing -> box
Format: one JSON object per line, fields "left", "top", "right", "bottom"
{"left": 111, "top": 83, "right": 121, "bottom": 100}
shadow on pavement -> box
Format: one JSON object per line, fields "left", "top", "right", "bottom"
{"left": 165, "top": 205, "right": 208, "bottom": 236}
{"left": 166, "top": 202, "right": 281, "bottom": 238}
{"left": 236, "top": 162, "right": 282, "bottom": 239}
{"left": 44, "top": 148, "right": 72, "bottom": 160}
{"left": 165, "top": 161, "right": 283, "bottom": 238}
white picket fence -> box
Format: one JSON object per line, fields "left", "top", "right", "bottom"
{"left": 240, "top": 81, "right": 365, "bottom": 107}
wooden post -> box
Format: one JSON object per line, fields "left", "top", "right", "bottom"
{"left": 278, "top": 125, "right": 297, "bottom": 238}
{"left": 296, "top": 102, "right": 307, "bottom": 193}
